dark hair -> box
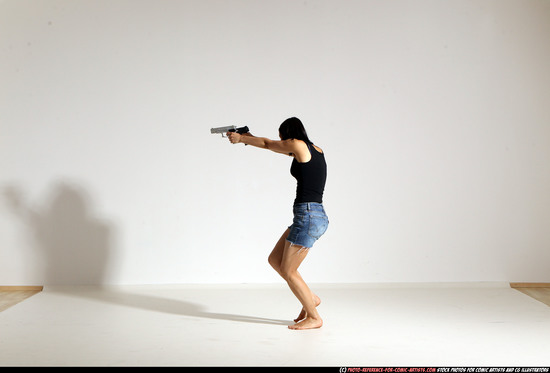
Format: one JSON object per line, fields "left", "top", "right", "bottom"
{"left": 278, "top": 117, "right": 313, "bottom": 144}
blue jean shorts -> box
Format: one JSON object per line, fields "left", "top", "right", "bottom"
{"left": 286, "top": 202, "right": 329, "bottom": 249}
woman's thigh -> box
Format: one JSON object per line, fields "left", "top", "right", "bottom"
{"left": 268, "top": 228, "right": 290, "bottom": 269}
{"left": 281, "top": 239, "right": 309, "bottom": 276}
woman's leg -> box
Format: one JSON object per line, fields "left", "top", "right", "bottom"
{"left": 267, "top": 228, "right": 289, "bottom": 278}
{"left": 280, "top": 240, "right": 323, "bottom": 330}
{"left": 268, "top": 229, "right": 321, "bottom": 324}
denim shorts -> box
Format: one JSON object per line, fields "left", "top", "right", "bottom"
{"left": 286, "top": 202, "right": 329, "bottom": 249}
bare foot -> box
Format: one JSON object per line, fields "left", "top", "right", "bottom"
{"left": 288, "top": 316, "right": 323, "bottom": 330}
{"left": 294, "top": 294, "right": 321, "bottom": 323}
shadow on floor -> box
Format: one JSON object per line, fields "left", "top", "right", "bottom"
{"left": 55, "top": 287, "right": 293, "bottom": 327}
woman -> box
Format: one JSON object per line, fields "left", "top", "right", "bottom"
{"left": 227, "top": 117, "right": 329, "bottom": 330}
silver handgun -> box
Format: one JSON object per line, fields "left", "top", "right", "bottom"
{"left": 210, "top": 125, "right": 250, "bottom": 138}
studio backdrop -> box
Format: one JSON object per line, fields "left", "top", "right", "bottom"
{"left": 1, "top": 0, "right": 549, "bottom": 285}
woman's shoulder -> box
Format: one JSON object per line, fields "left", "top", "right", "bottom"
{"left": 312, "top": 144, "right": 323, "bottom": 154}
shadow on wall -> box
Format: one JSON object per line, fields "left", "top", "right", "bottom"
{"left": 3, "top": 182, "right": 115, "bottom": 285}
{"left": 3, "top": 182, "right": 294, "bottom": 326}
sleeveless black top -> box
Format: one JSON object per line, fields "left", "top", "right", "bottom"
{"left": 290, "top": 142, "right": 327, "bottom": 204}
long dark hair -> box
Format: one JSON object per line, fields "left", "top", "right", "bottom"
{"left": 278, "top": 117, "right": 313, "bottom": 144}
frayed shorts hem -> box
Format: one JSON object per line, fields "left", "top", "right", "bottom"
{"left": 285, "top": 238, "right": 311, "bottom": 250}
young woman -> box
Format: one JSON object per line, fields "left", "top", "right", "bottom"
{"left": 227, "top": 117, "right": 329, "bottom": 330}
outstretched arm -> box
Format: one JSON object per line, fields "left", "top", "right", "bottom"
{"left": 228, "top": 132, "right": 300, "bottom": 156}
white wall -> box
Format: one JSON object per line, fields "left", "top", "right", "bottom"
{"left": 1, "top": 0, "right": 549, "bottom": 285}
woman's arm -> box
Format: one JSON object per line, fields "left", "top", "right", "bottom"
{"left": 227, "top": 132, "right": 307, "bottom": 158}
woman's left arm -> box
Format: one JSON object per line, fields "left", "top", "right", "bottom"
{"left": 227, "top": 132, "right": 298, "bottom": 156}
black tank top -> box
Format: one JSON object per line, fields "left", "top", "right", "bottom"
{"left": 290, "top": 142, "right": 327, "bottom": 204}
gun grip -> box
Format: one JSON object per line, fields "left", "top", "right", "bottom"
{"left": 227, "top": 126, "right": 249, "bottom": 145}
{"left": 235, "top": 126, "right": 249, "bottom": 134}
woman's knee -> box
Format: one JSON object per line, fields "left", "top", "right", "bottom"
{"left": 268, "top": 253, "right": 281, "bottom": 272}
{"left": 280, "top": 264, "right": 298, "bottom": 282}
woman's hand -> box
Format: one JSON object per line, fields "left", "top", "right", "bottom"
{"left": 227, "top": 132, "right": 241, "bottom": 144}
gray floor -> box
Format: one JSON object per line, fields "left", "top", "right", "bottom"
{"left": 1, "top": 283, "right": 549, "bottom": 366}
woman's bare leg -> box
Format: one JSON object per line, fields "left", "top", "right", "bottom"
{"left": 267, "top": 228, "right": 289, "bottom": 278}
{"left": 268, "top": 229, "right": 321, "bottom": 325}
{"left": 280, "top": 241, "right": 323, "bottom": 330}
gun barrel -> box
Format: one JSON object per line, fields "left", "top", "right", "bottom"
{"left": 210, "top": 125, "right": 236, "bottom": 134}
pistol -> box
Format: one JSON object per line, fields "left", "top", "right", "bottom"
{"left": 210, "top": 125, "right": 250, "bottom": 138}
